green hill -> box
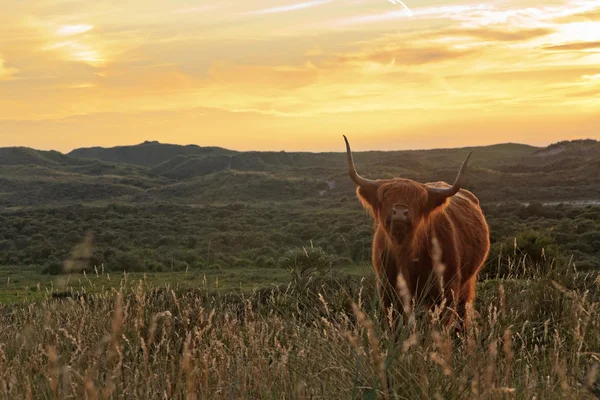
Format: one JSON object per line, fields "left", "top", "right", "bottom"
{"left": 0, "top": 140, "right": 597, "bottom": 207}
{"left": 0, "top": 147, "right": 84, "bottom": 167}
{"left": 68, "top": 140, "right": 233, "bottom": 167}
{"left": 532, "top": 139, "right": 599, "bottom": 157}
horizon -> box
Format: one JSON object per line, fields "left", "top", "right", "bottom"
{"left": 2, "top": 136, "right": 597, "bottom": 155}
{"left": 1, "top": 0, "right": 599, "bottom": 151}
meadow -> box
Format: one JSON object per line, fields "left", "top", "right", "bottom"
{"left": 0, "top": 139, "right": 599, "bottom": 398}
{"left": 0, "top": 251, "right": 598, "bottom": 399}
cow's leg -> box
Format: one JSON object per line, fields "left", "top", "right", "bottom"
{"left": 457, "top": 275, "right": 477, "bottom": 332}
{"left": 374, "top": 245, "right": 406, "bottom": 330}
{"left": 377, "top": 269, "right": 406, "bottom": 329}
{"left": 376, "top": 273, "right": 396, "bottom": 314}
{"left": 438, "top": 279, "right": 461, "bottom": 328}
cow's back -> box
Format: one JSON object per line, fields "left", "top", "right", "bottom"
{"left": 439, "top": 190, "right": 490, "bottom": 280}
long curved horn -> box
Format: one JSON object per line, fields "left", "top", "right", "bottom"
{"left": 343, "top": 135, "right": 378, "bottom": 187}
{"left": 428, "top": 150, "right": 473, "bottom": 198}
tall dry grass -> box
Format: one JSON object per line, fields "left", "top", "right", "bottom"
{"left": 0, "top": 256, "right": 598, "bottom": 399}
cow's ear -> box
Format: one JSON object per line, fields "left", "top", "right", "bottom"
{"left": 356, "top": 184, "right": 380, "bottom": 216}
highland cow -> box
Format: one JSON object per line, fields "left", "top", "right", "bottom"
{"left": 344, "top": 135, "right": 490, "bottom": 329}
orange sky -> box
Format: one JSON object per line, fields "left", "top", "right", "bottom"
{"left": 1, "top": 0, "right": 599, "bottom": 152}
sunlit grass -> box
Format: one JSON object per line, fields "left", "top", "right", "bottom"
{"left": 0, "top": 263, "right": 372, "bottom": 304}
{"left": 0, "top": 255, "right": 597, "bottom": 398}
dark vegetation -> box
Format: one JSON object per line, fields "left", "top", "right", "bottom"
{"left": 0, "top": 139, "right": 599, "bottom": 278}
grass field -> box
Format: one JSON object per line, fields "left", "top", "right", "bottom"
{"left": 0, "top": 263, "right": 372, "bottom": 304}
{"left": 0, "top": 256, "right": 598, "bottom": 399}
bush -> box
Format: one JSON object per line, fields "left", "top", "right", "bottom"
{"left": 483, "top": 229, "right": 561, "bottom": 279}
{"left": 113, "top": 251, "right": 144, "bottom": 272}
{"left": 255, "top": 255, "right": 276, "bottom": 268}
{"left": 41, "top": 260, "right": 64, "bottom": 275}
{"left": 232, "top": 257, "right": 254, "bottom": 269}
{"left": 515, "top": 229, "right": 559, "bottom": 264}
{"left": 146, "top": 261, "right": 165, "bottom": 272}
{"left": 208, "top": 263, "right": 222, "bottom": 271}
{"left": 278, "top": 244, "right": 334, "bottom": 289}
{"left": 334, "top": 256, "right": 353, "bottom": 267}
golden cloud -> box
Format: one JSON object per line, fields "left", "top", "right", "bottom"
{"left": 447, "top": 27, "right": 554, "bottom": 42}
{"left": 556, "top": 7, "right": 600, "bottom": 22}
{"left": 563, "top": 86, "right": 600, "bottom": 98}
{"left": 56, "top": 24, "right": 93, "bottom": 36}
{"left": 0, "top": 58, "right": 18, "bottom": 80}
{"left": 542, "top": 41, "right": 600, "bottom": 51}
{"left": 321, "top": 25, "right": 556, "bottom": 73}
{"left": 332, "top": 44, "right": 476, "bottom": 67}
{"left": 205, "top": 62, "right": 319, "bottom": 90}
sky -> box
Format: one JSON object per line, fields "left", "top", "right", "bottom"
{"left": 0, "top": 0, "right": 599, "bottom": 153}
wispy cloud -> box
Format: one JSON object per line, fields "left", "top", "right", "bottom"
{"left": 43, "top": 39, "right": 103, "bottom": 66}
{"left": 56, "top": 24, "right": 93, "bottom": 36}
{"left": 418, "top": 26, "right": 555, "bottom": 43}
{"left": 62, "top": 82, "right": 97, "bottom": 89}
{"left": 542, "top": 41, "right": 600, "bottom": 51}
{"left": 452, "top": 1, "right": 600, "bottom": 28}
{"left": 456, "top": 27, "right": 554, "bottom": 42}
{"left": 333, "top": 1, "right": 598, "bottom": 30}
{"left": 332, "top": 43, "right": 477, "bottom": 67}
{"left": 332, "top": 4, "right": 490, "bottom": 27}
{"left": 242, "top": 0, "right": 334, "bottom": 16}
{"left": 0, "top": 58, "right": 18, "bottom": 81}
{"left": 554, "top": 2, "right": 600, "bottom": 22}
{"left": 172, "top": 4, "right": 220, "bottom": 15}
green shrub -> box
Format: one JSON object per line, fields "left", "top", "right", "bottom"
{"left": 484, "top": 229, "right": 561, "bottom": 279}
{"left": 278, "top": 244, "right": 334, "bottom": 289}
{"left": 41, "top": 260, "right": 64, "bottom": 275}
{"left": 515, "top": 229, "right": 559, "bottom": 264}
{"left": 209, "top": 263, "right": 222, "bottom": 271}
{"left": 113, "top": 251, "right": 144, "bottom": 271}
{"left": 255, "top": 255, "right": 276, "bottom": 268}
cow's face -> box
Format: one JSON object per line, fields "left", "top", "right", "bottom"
{"left": 375, "top": 179, "right": 428, "bottom": 240}
{"left": 343, "top": 135, "right": 473, "bottom": 241}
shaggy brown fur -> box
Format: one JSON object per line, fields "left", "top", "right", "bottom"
{"left": 345, "top": 137, "right": 490, "bottom": 329}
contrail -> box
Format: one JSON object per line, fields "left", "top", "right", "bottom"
{"left": 387, "top": 0, "right": 413, "bottom": 17}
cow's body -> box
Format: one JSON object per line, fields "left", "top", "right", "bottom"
{"left": 371, "top": 183, "right": 490, "bottom": 326}
{"left": 344, "top": 136, "right": 490, "bottom": 329}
